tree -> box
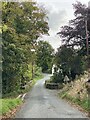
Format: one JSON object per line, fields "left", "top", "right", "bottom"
{"left": 2, "top": 2, "right": 49, "bottom": 96}
{"left": 55, "top": 45, "right": 73, "bottom": 80}
{"left": 54, "top": 2, "right": 89, "bottom": 82}
{"left": 57, "top": 1, "right": 90, "bottom": 55}
{"left": 36, "top": 41, "right": 54, "bottom": 73}
{"left": 70, "top": 55, "right": 85, "bottom": 79}
{"left": 53, "top": 45, "right": 86, "bottom": 83}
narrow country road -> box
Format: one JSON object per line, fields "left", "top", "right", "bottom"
{"left": 15, "top": 74, "right": 87, "bottom": 118}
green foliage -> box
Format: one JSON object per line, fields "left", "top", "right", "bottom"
{"left": 34, "top": 65, "right": 42, "bottom": 77}
{"left": 53, "top": 45, "right": 86, "bottom": 83}
{"left": 36, "top": 41, "right": 54, "bottom": 73}
{"left": 70, "top": 55, "right": 86, "bottom": 79}
{"left": 2, "top": 2, "right": 49, "bottom": 97}
{"left": 0, "top": 99, "right": 22, "bottom": 115}
{"left": 53, "top": 2, "right": 89, "bottom": 83}
{"left": 34, "top": 74, "right": 44, "bottom": 83}
{"left": 57, "top": 1, "right": 90, "bottom": 55}
{"left": 52, "top": 70, "right": 64, "bottom": 83}
{"left": 55, "top": 45, "right": 74, "bottom": 78}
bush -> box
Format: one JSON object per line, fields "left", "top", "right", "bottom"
{"left": 52, "top": 71, "right": 64, "bottom": 83}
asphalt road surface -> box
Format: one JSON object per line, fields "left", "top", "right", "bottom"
{"left": 15, "top": 74, "right": 88, "bottom": 118}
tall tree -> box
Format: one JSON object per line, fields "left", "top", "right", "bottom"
{"left": 36, "top": 41, "right": 54, "bottom": 73}
{"left": 53, "top": 45, "right": 85, "bottom": 82}
{"left": 57, "top": 1, "right": 90, "bottom": 55}
{"left": 53, "top": 2, "right": 89, "bottom": 82}
{"left": 2, "top": 2, "right": 49, "bottom": 96}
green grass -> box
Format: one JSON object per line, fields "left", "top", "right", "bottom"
{"left": 0, "top": 99, "right": 22, "bottom": 115}
{"left": 77, "top": 99, "right": 90, "bottom": 111}
{"left": 59, "top": 92, "right": 90, "bottom": 112}
{"left": 33, "top": 74, "right": 44, "bottom": 83}
{"left": 0, "top": 74, "right": 44, "bottom": 116}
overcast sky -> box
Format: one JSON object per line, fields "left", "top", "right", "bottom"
{"left": 36, "top": 0, "right": 89, "bottom": 51}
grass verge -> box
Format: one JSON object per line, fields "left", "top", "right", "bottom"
{"left": 0, "top": 74, "right": 44, "bottom": 117}
{"left": 0, "top": 98, "right": 22, "bottom": 116}
{"left": 59, "top": 92, "right": 90, "bottom": 112}
{"left": 33, "top": 74, "right": 44, "bottom": 83}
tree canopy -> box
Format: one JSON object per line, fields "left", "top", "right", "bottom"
{"left": 2, "top": 2, "right": 49, "bottom": 96}
{"left": 36, "top": 41, "right": 54, "bottom": 73}
{"left": 52, "top": 1, "right": 89, "bottom": 83}
{"left": 57, "top": 1, "right": 90, "bottom": 55}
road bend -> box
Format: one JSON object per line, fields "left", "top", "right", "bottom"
{"left": 15, "top": 74, "right": 88, "bottom": 118}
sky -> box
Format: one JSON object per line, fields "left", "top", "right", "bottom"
{"left": 36, "top": 0, "right": 89, "bottom": 51}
